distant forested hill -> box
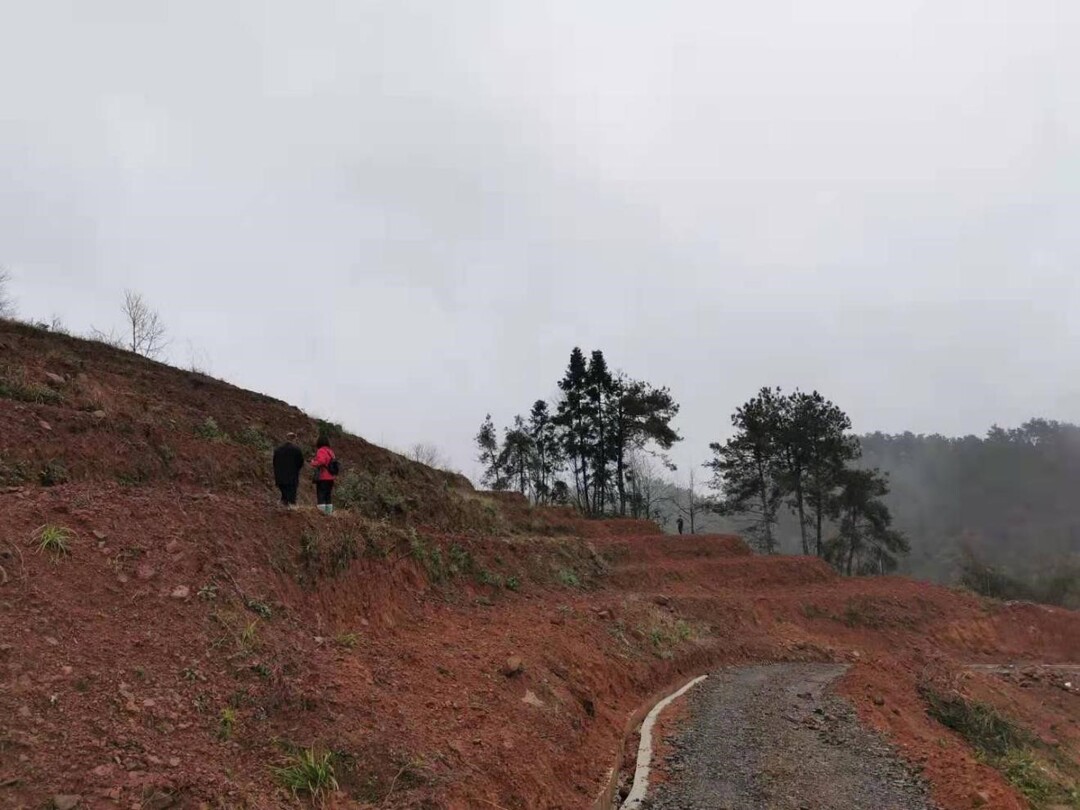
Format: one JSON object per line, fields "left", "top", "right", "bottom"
{"left": 860, "top": 420, "right": 1080, "bottom": 583}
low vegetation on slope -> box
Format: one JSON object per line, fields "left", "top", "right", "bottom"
{"left": 922, "top": 688, "right": 1080, "bottom": 809}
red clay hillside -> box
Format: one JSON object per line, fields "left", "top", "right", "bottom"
{"left": 2, "top": 320, "right": 1078, "bottom": 809}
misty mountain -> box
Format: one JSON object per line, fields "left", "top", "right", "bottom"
{"left": 860, "top": 420, "right": 1080, "bottom": 583}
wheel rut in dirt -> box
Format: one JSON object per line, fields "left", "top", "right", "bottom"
{"left": 641, "top": 663, "right": 936, "bottom": 810}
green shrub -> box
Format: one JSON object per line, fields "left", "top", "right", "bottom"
{"left": 409, "top": 532, "right": 446, "bottom": 583}
{"left": 329, "top": 533, "right": 358, "bottom": 575}
{"left": 155, "top": 443, "right": 176, "bottom": 466}
{"left": 39, "top": 459, "right": 69, "bottom": 487}
{"left": 842, "top": 599, "right": 885, "bottom": 629}
{"left": 476, "top": 568, "right": 502, "bottom": 588}
{"left": 251, "top": 663, "right": 271, "bottom": 680}
{"left": 198, "top": 583, "right": 219, "bottom": 601}
{"left": 336, "top": 470, "right": 407, "bottom": 519}
{"left": 195, "top": 417, "right": 229, "bottom": 441}
{"left": 245, "top": 599, "right": 273, "bottom": 619}
{"left": 115, "top": 466, "right": 151, "bottom": 486}
{"left": 0, "top": 458, "right": 30, "bottom": 486}
{"left": 363, "top": 532, "right": 388, "bottom": 559}
{"left": 236, "top": 424, "right": 272, "bottom": 452}
{"left": 448, "top": 544, "right": 474, "bottom": 577}
{"left": 556, "top": 569, "right": 581, "bottom": 588}
{"left": 315, "top": 419, "right": 344, "bottom": 440}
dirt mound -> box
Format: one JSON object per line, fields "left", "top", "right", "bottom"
{"left": 1, "top": 320, "right": 532, "bottom": 534}
{"left": 2, "top": 322, "right": 1078, "bottom": 810}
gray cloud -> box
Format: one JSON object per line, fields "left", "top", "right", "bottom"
{"left": 3, "top": 1, "right": 1078, "bottom": 482}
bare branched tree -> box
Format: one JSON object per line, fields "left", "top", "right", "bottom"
{"left": 88, "top": 326, "right": 124, "bottom": 349}
{"left": 46, "top": 314, "right": 69, "bottom": 335}
{"left": 660, "top": 469, "right": 716, "bottom": 535}
{"left": 121, "top": 289, "right": 168, "bottom": 358}
{"left": 186, "top": 340, "right": 212, "bottom": 375}
{"left": 0, "top": 267, "right": 14, "bottom": 318}
{"left": 408, "top": 442, "right": 450, "bottom": 470}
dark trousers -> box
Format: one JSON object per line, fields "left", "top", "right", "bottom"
{"left": 316, "top": 480, "right": 334, "bottom": 506}
{"left": 278, "top": 481, "right": 299, "bottom": 505}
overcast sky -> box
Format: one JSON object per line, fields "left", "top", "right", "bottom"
{"left": 3, "top": 2, "right": 1078, "bottom": 483}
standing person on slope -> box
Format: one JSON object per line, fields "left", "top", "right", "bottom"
{"left": 310, "top": 434, "right": 339, "bottom": 515}
{"left": 272, "top": 431, "right": 304, "bottom": 507}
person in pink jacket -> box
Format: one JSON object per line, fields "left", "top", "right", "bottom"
{"left": 310, "top": 434, "right": 338, "bottom": 515}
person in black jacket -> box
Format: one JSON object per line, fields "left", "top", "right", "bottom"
{"left": 272, "top": 432, "right": 304, "bottom": 507}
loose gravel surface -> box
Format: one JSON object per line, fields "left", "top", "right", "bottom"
{"left": 641, "top": 664, "right": 936, "bottom": 810}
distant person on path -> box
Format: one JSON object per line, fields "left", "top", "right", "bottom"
{"left": 677, "top": 517, "right": 685, "bottom": 535}
{"left": 310, "top": 434, "right": 338, "bottom": 515}
{"left": 272, "top": 432, "right": 304, "bottom": 507}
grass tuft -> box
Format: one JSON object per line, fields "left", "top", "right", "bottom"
{"left": 217, "top": 707, "right": 237, "bottom": 741}
{"left": 34, "top": 524, "right": 74, "bottom": 557}
{"left": 336, "top": 633, "right": 359, "bottom": 650}
{"left": 273, "top": 748, "right": 339, "bottom": 801}
{"left": 240, "top": 620, "right": 260, "bottom": 649}
{"left": 0, "top": 368, "right": 64, "bottom": 405}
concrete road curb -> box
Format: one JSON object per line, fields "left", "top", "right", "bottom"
{"left": 621, "top": 675, "right": 708, "bottom": 809}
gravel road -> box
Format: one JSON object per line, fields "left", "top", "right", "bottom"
{"left": 640, "top": 664, "right": 936, "bottom": 810}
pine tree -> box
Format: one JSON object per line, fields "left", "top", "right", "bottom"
{"left": 528, "top": 400, "right": 561, "bottom": 504}
{"left": 777, "top": 391, "right": 860, "bottom": 556}
{"left": 585, "top": 350, "right": 616, "bottom": 514}
{"left": 613, "top": 377, "right": 681, "bottom": 515}
{"left": 555, "top": 348, "right": 592, "bottom": 511}
{"left": 475, "top": 414, "right": 505, "bottom": 490}
{"left": 485, "top": 347, "right": 681, "bottom": 517}
{"left": 707, "top": 388, "right": 786, "bottom": 552}
{"left": 828, "top": 468, "right": 908, "bottom": 575}
{"left": 498, "top": 416, "right": 534, "bottom": 496}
